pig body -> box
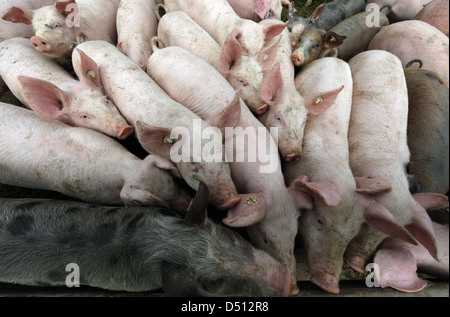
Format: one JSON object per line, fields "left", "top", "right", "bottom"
{"left": 116, "top": 0, "right": 158, "bottom": 70}
{"left": 374, "top": 222, "right": 449, "bottom": 292}
{"left": 368, "top": 0, "right": 432, "bottom": 21}
{"left": 225, "top": 0, "right": 283, "bottom": 21}
{"left": 415, "top": 0, "right": 449, "bottom": 37}
{"left": 0, "top": 195, "right": 291, "bottom": 296}
{"left": 2, "top": 0, "right": 120, "bottom": 58}
{"left": 0, "top": 102, "right": 191, "bottom": 213}
{"left": 0, "top": 38, "right": 133, "bottom": 140}
{"left": 147, "top": 45, "right": 315, "bottom": 294}
{"left": 0, "top": 0, "right": 57, "bottom": 41}
{"left": 72, "top": 41, "right": 240, "bottom": 211}
{"left": 404, "top": 67, "right": 449, "bottom": 195}
{"left": 368, "top": 20, "right": 449, "bottom": 87}
{"left": 163, "top": 0, "right": 286, "bottom": 57}
{"left": 286, "top": 57, "right": 413, "bottom": 294}
{"left": 328, "top": 10, "right": 389, "bottom": 61}
{"left": 344, "top": 50, "right": 448, "bottom": 273}
{"left": 258, "top": 21, "right": 344, "bottom": 160}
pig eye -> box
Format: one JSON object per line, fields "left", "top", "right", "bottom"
{"left": 238, "top": 78, "right": 248, "bottom": 87}
{"left": 53, "top": 23, "right": 61, "bottom": 29}
{"left": 80, "top": 114, "right": 91, "bottom": 122}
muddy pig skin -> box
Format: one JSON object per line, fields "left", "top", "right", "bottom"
{"left": 0, "top": 189, "right": 291, "bottom": 296}
{"left": 286, "top": 57, "right": 414, "bottom": 294}
{"left": 0, "top": 0, "right": 57, "bottom": 41}
{"left": 0, "top": 38, "right": 133, "bottom": 140}
{"left": 404, "top": 67, "right": 449, "bottom": 195}
{"left": 415, "top": 0, "right": 449, "bottom": 37}
{"left": 225, "top": 0, "right": 284, "bottom": 21}
{"left": 368, "top": 20, "right": 449, "bottom": 87}
{"left": 374, "top": 221, "right": 449, "bottom": 292}
{"left": 368, "top": 0, "right": 432, "bottom": 21}
{"left": 344, "top": 50, "right": 448, "bottom": 273}
{"left": 156, "top": 11, "right": 280, "bottom": 115}
{"left": 72, "top": 41, "right": 241, "bottom": 211}
{"left": 163, "top": 0, "right": 287, "bottom": 57}
{"left": 147, "top": 45, "right": 315, "bottom": 295}
{"left": 2, "top": 0, "right": 120, "bottom": 58}
{"left": 0, "top": 102, "right": 191, "bottom": 212}
{"left": 116, "top": 0, "right": 158, "bottom": 70}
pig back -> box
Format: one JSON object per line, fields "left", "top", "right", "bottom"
{"left": 348, "top": 50, "right": 410, "bottom": 175}
{"left": 405, "top": 68, "right": 449, "bottom": 194}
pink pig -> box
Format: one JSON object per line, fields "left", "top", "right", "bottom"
{"left": 0, "top": 37, "right": 133, "bottom": 140}
{"left": 147, "top": 45, "right": 315, "bottom": 295}
{"left": 0, "top": 0, "right": 57, "bottom": 41}
{"left": 163, "top": 0, "right": 287, "bottom": 57}
{"left": 2, "top": 0, "right": 120, "bottom": 58}
{"left": 225, "top": 0, "right": 286, "bottom": 21}
{"left": 368, "top": 0, "right": 433, "bottom": 20}
{"left": 415, "top": 0, "right": 449, "bottom": 37}
{"left": 344, "top": 50, "right": 448, "bottom": 273}
{"left": 368, "top": 20, "right": 449, "bottom": 87}
{"left": 72, "top": 41, "right": 241, "bottom": 211}
{"left": 0, "top": 102, "right": 191, "bottom": 213}
{"left": 284, "top": 57, "right": 416, "bottom": 294}
{"left": 116, "top": 0, "right": 158, "bottom": 70}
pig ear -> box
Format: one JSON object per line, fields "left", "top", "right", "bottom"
{"left": 257, "top": 36, "right": 281, "bottom": 73}
{"left": 218, "top": 29, "right": 243, "bottom": 75}
{"left": 261, "top": 21, "right": 288, "bottom": 42}
{"left": 2, "top": 7, "right": 33, "bottom": 25}
{"left": 413, "top": 193, "right": 448, "bottom": 210}
{"left": 405, "top": 202, "right": 440, "bottom": 261}
{"left": 18, "top": 76, "right": 68, "bottom": 120}
{"left": 303, "top": 85, "right": 344, "bottom": 116}
{"left": 322, "top": 32, "right": 346, "bottom": 49}
{"left": 374, "top": 247, "right": 427, "bottom": 292}
{"left": 209, "top": 93, "right": 241, "bottom": 131}
{"left": 144, "top": 155, "right": 182, "bottom": 179}
{"left": 254, "top": 0, "right": 270, "bottom": 20}
{"left": 223, "top": 193, "right": 266, "bottom": 227}
{"left": 120, "top": 184, "right": 169, "bottom": 208}
{"left": 363, "top": 198, "right": 418, "bottom": 246}
{"left": 310, "top": 4, "right": 326, "bottom": 23}
{"left": 260, "top": 63, "right": 284, "bottom": 105}
{"left": 287, "top": 179, "right": 314, "bottom": 210}
{"left": 290, "top": 175, "right": 341, "bottom": 207}
{"left": 184, "top": 181, "right": 209, "bottom": 226}
{"left": 354, "top": 176, "right": 392, "bottom": 195}
{"left": 54, "top": 0, "right": 77, "bottom": 18}
{"left": 136, "top": 120, "right": 176, "bottom": 159}
{"left": 74, "top": 49, "right": 103, "bottom": 89}
{"left": 117, "top": 42, "right": 124, "bottom": 53}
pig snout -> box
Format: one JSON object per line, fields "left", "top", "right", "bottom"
{"left": 118, "top": 125, "right": 135, "bottom": 140}
{"left": 30, "top": 36, "right": 52, "bottom": 54}
{"left": 253, "top": 251, "right": 292, "bottom": 297}
{"left": 311, "top": 272, "right": 340, "bottom": 295}
{"left": 213, "top": 192, "right": 241, "bottom": 210}
{"left": 291, "top": 52, "right": 304, "bottom": 67}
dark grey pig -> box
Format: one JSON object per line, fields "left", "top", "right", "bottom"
{"left": 288, "top": 0, "right": 367, "bottom": 67}
{"left": 0, "top": 183, "right": 291, "bottom": 297}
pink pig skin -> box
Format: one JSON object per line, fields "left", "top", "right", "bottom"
{"left": 0, "top": 0, "right": 57, "bottom": 41}
{"left": 415, "top": 0, "right": 449, "bottom": 37}
{"left": 0, "top": 38, "right": 133, "bottom": 140}
{"left": 156, "top": 11, "right": 280, "bottom": 122}
{"left": 147, "top": 45, "right": 315, "bottom": 295}
{"left": 258, "top": 20, "right": 344, "bottom": 160}
{"left": 0, "top": 102, "right": 191, "bottom": 213}
{"left": 163, "top": 0, "right": 286, "bottom": 57}
{"left": 226, "top": 0, "right": 283, "bottom": 21}
{"left": 368, "top": 20, "right": 449, "bottom": 87}
{"left": 344, "top": 50, "right": 448, "bottom": 273}
{"left": 285, "top": 57, "right": 415, "bottom": 294}
{"left": 2, "top": 0, "right": 120, "bottom": 58}
{"left": 374, "top": 221, "right": 449, "bottom": 292}
{"left": 117, "top": 0, "right": 158, "bottom": 70}
{"left": 72, "top": 41, "right": 240, "bottom": 211}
